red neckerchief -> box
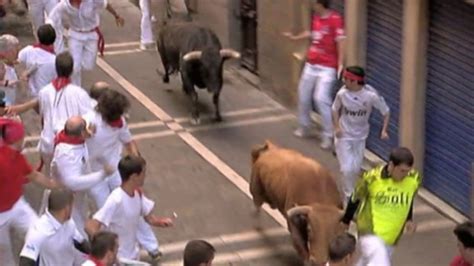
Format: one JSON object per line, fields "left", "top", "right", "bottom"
{"left": 52, "top": 77, "right": 71, "bottom": 92}
{"left": 88, "top": 255, "right": 105, "bottom": 266}
{"left": 450, "top": 255, "right": 472, "bottom": 266}
{"left": 108, "top": 117, "right": 123, "bottom": 128}
{"left": 33, "top": 43, "right": 55, "bottom": 54}
{"left": 54, "top": 130, "right": 85, "bottom": 147}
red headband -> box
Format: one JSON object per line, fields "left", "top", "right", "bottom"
{"left": 0, "top": 118, "right": 25, "bottom": 144}
{"left": 343, "top": 70, "right": 365, "bottom": 82}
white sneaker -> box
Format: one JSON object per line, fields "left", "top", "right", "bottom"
{"left": 320, "top": 137, "right": 333, "bottom": 150}
{"left": 139, "top": 42, "right": 155, "bottom": 51}
{"left": 293, "top": 127, "right": 314, "bottom": 138}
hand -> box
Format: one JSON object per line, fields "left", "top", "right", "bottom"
{"left": 48, "top": 178, "right": 63, "bottom": 189}
{"left": 380, "top": 130, "right": 389, "bottom": 140}
{"left": 20, "top": 71, "right": 29, "bottom": 81}
{"left": 86, "top": 123, "right": 96, "bottom": 136}
{"left": 337, "top": 65, "right": 344, "bottom": 80}
{"left": 335, "top": 126, "right": 343, "bottom": 138}
{"left": 339, "top": 221, "right": 350, "bottom": 232}
{"left": 405, "top": 221, "right": 417, "bottom": 234}
{"left": 282, "top": 31, "right": 293, "bottom": 39}
{"left": 5, "top": 105, "right": 19, "bottom": 115}
{"left": 115, "top": 16, "right": 125, "bottom": 27}
{"left": 102, "top": 163, "right": 115, "bottom": 176}
{"left": 150, "top": 216, "right": 174, "bottom": 227}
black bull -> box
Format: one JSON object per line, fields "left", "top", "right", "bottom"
{"left": 156, "top": 23, "right": 240, "bottom": 124}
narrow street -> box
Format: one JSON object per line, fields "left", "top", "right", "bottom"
{"left": 3, "top": 0, "right": 461, "bottom": 265}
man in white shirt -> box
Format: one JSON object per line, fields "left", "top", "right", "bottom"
{"left": 82, "top": 231, "right": 119, "bottom": 266}
{"left": 26, "top": 0, "right": 58, "bottom": 41}
{"left": 86, "top": 155, "right": 174, "bottom": 261}
{"left": 84, "top": 89, "right": 160, "bottom": 260}
{"left": 18, "top": 24, "right": 57, "bottom": 99}
{"left": 6, "top": 52, "right": 92, "bottom": 176}
{"left": 332, "top": 66, "right": 390, "bottom": 205}
{"left": 47, "top": 0, "right": 124, "bottom": 86}
{"left": 19, "top": 189, "right": 91, "bottom": 266}
{"left": 52, "top": 116, "right": 114, "bottom": 236}
{"left": 0, "top": 34, "right": 20, "bottom": 105}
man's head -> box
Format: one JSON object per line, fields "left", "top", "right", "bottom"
{"left": 118, "top": 155, "right": 147, "bottom": 186}
{"left": 343, "top": 66, "right": 365, "bottom": 90}
{"left": 454, "top": 222, "right": 474, "bottom": 264}
{"left": 97, "top": 89, "right": 130, "bottom": 123}
{"left": 387, "top": 147, "right": 414, "bottom": 181}
{"left": 55, "top": 52, "right": 74, "bottom": 78}
{"left": 37, "top": 24, "right": 56, "bottom": 46}
{"left": 90, "top": 231, "right": 119, "bottom": 266}
{"left": 312, "top": 0, "right": 331, "bottom": 15}
{"left": 64, "top": 116, "right": 88, "bottom": 138}
{"left": 183, "top": 240, "right": 215, "bottom": 266}
{"left": 90, "top": 81, "right": 110, "bottom": 101}
{"left": 328, "top": 233, "right": 357, "bottom": 265}
{"left": 0, "top": 34, "right": 20, "bottom": 62}
{"left": 0, "top": 118, "right": 25, "bottom": 150}
{"left": 48, "top": 188, "right": 74, "bottom": 221}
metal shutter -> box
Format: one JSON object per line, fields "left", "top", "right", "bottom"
{"left": 365, "top": 0, "right": 403, "bottom": 160}
{"left": 424, "top": 0, "right": 474, "bottom": 215}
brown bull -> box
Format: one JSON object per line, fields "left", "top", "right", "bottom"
{"left": 250, "top": 140, "right": 344, "bottom": 265}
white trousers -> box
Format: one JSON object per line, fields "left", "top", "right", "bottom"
{"left": 297, "top": 63, "right": 336, "bottom": 138}
{"left": 89, "top": 170, "right": 159, "bottom": 253}
{"left": 356, "top": 235, "right": 393, "bottom": 266}
{"left": 0, "top": 198, "right": 38, "bottom": 266}
{"left": 39, "top": 151, "right": 53, "bottom": 215}
{"left": 27, "top": 0, "right": 58, "bottom": 35}
{"left": 140, "top": 0, "right": 154, "bottom": 44}
{"left": 69, "top": 35, "right": 99, "bottom": 86}
{"left": 335, "top": 138, "right": 366, "bottom": 205}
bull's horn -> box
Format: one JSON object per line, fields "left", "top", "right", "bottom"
{"left": 220, "top": 49, "right": 241, "bottom": 59}
{"left": 287, "top": 205, "right": 312, "bottom": 217}
{"left": 183, "top": 51, "right": 202, "bottom": 61}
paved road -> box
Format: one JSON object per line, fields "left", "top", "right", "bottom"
{"left": 4, "top": 1, "right": 460, "bottom": 265}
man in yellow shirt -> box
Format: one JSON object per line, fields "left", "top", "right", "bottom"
{"left": 340, "top": 147, "right": 421, "bottom": 266}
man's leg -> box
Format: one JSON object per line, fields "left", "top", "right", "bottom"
{"left": 137, "top": 219, "right": 160, "bottom": 259}
{"left": 0, "top": 212, "right": 14, "bottom": 266}
{"left": 139, "top": 0, "right": 154, "bottom": 47}
{"left": 314, "top": 66, "right": 337, "bottom": 149}
{"left": 295, "top": 63, "right": 318, "bottom": 137}
{"left": 26, "top": 0, "right": 45, "bottom": 38}
{"left": 335, "top": 138, "right": 355, "bottom": 206}
{"left": 355, "top": 235, "right": 391, "bottom": 266}
{"left": 72, "top": 192, "right": 87, "bottom": 237}
{"left": 69, "top": 38, "right": 86, "bottom": 86}
{"left": 39, "top": 151, "right": 53, "bottom": 215}
{"left": 44, "top": 0, "right": 58, "bottom": 15}
{"left": 10, "top": 198, "right": 38, "bottom": 234}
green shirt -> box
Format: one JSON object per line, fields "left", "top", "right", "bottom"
{"left": 353, "top": 165, "right": 421, "bottom": 245}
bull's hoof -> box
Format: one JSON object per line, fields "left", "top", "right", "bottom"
{"left": 162, "top": 75, "right": 170, "bottom": 83}
{"left": 213, "top": 115, "right": 222, "bottom": 123}
{"left": 190, "top": 117, "right": 201, "bottom": 125}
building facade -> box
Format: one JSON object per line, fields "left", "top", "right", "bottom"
{"left": 192, "top": 0, "right": 474, "bottom": 216}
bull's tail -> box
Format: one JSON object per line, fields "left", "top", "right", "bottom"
{"left": 251, "top": 140, "right": 275, "bottom": 163}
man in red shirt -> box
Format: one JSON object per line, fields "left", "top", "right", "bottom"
{"left": 284, "top": 0, "right": 345, "bottom": 149}
{"left": 451, "top": 221, "right": 474, "bottom": 266}
{"left": 0, "top": 118, "right": 59, "bottom": 265}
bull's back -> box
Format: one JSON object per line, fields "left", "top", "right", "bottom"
{"left": 159, "top": 23, "right": 222, "bottom": 54}
{"left": 285, "top": 160, "right": 342, "bottom": 210}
